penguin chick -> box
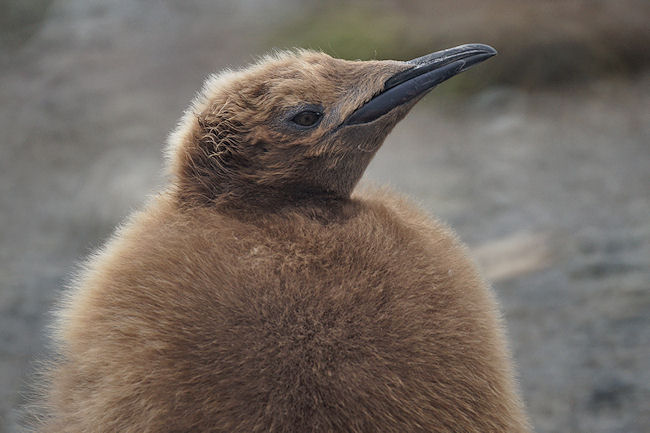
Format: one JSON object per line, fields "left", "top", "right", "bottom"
{"left": 41, "top": 45, "right": 530, "bottom": 432}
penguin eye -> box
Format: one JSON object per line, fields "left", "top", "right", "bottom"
{"left": 290, "top": 110, "right": 322, "bottom": 128}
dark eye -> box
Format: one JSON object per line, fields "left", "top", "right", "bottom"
{"left": 291, "top": 110, "right": 322, "bottom": 127}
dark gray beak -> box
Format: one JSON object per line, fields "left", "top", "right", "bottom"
{"left": 344, "top": 44, "right": 497, "bottom": 125}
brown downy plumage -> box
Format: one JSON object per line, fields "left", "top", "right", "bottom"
{"left": 39, "top": 46, "right": 530, "bottom": 432}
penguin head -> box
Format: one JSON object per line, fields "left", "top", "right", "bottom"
{"left": 168, "top": 45, "right": 496, "bottom": 208}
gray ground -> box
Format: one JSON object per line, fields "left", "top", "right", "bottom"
{"left": 1, "top": 1, "right": 649, "bottom": 432}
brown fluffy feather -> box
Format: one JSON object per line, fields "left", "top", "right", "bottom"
{"left": 38, "top": 50, "right": 530, "bottom": 432}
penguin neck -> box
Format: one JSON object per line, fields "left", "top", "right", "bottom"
{"left": 174, "top": 182, "right": 355, "bottom": 222}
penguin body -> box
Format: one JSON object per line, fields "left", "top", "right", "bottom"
{"left": 40, "top": 48, "right": 530, "bottom": 432}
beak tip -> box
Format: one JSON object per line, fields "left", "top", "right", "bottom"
{"left": 481, "top": 44, "right": 498, "bottom": 56}
{"left": 466, "top": 43, "right": 497, "bottom": 54}
{"left": 462, "top": 43, "right": 498, "bottom": 59}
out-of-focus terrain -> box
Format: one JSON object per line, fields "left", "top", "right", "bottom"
{"left": 1, "top": 1, "right": 649, "bottom": 432}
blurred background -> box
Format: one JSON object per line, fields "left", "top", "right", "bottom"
{"left": 1, "top": 0, "right": 649, "bottom": 431}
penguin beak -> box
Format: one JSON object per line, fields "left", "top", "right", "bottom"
{"left": 344, "top": 44, "right": 497, "bottom": 125}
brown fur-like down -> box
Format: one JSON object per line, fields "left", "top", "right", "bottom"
{"left": 39, "top": 50, "right": 531, "bottom": 432}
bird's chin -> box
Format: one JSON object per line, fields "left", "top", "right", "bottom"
{"left": 341, "top": 99, "right": 418, "bottom": 153}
